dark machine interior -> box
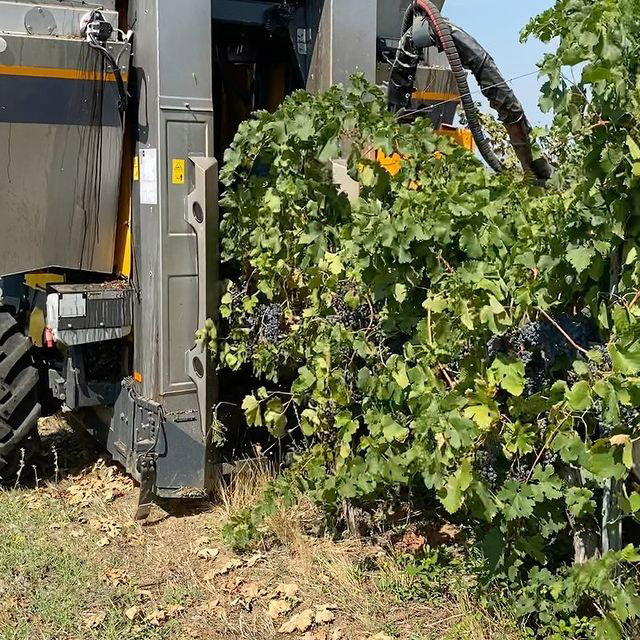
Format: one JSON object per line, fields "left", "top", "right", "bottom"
{"left": 212, "top": 1, "right": 310, "bottom": 162}
{"left": 211, "top": 2, "right": 312, "bottom": 461}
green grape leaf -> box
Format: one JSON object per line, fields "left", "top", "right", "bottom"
{"left": 440, "top": 459, "right": 473, "bottom": 514}
{"left": 242, "top": 395, "right": 262, "bottom": 427}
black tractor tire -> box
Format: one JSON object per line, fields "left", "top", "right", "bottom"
{"left": 0, "top": 312, "right": 41, "bottom": 481}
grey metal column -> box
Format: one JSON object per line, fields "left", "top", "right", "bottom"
{"left": 129, "top": 0, "right": 217, "bottom": 495}
{"left": 306, "top": 0, "right": 378, "bottom": 93}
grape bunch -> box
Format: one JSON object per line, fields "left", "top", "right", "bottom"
{"left": 247, "top": 304, "right": 285, "bottom": 345}
{"left": 490, "top": 314, "right": 597, "bottom": 397}
{"left": 542, "top": 450, "right": 559, "bottom": 467}
{"left": 345, "top": 369, "right": 363, "bottom": 405}
{"left": 474, "top": 445, "right": 499, "bottom": 488}
{"left": 510, "top": 463, "right": 530, "bottom": 484}
{"left": 262, "top": 304, "right": 284, "bottom": 342}
{"left": 333, "top": 287, "right": 367, "bottom": 331}
{"left": 619, "top": 404, "right": 640, "bottom": 429}
{"left": 487, "top": 335, "right": 503, "bottom": 360}
{"left": 323, "top": 402, "right": 337, "bottom": 429}
{"left": 587, "top": 344, "right": 613, "bottom": 376}
{"left": 451, "top": 342, "right": 473, "bottom": 372}
{"left": 524, "top": 368, "right": 547, "bottom": 396}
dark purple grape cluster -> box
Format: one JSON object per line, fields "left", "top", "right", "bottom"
{"left": 337, "top": 345, "right": 353, "bottom": 363}
{"left": 619, "top": 404, "right": 640, "bottom": 429}
{"left": 345, "top": 369, "right": 363, "bottom": 405}
{"left": 524, "top": 368, "right": 547, "bottom": 396}
{"left": 487, "top": 335, "right": 502, "bottom": 360}
{"left": 333, "top": 288, "right": 368, "bottom": 331}
{"left": 324, "top": 402, "right": 337, "bottom": 428}
{"left": 542, "top": 444, "right": 559, "bottom": 466}
{"left": 247, "top": 304, "right": 285, "bottom": 345}
{"left": 474, "top": 445, "right": 499, "bottom": 488}
{"left": 451, "top": 342, "right": 473, "bottom": 372}
{"left": 594, "top": 400, "right": 611, "bottom": 438}
{"left": 588, "top": 344, "right": 613, "bottom": 376}
{"left": 490, "top": 314, "right": 597, "bottom": 397}
{"left": 510, "top": 463, "right": 530, "bottom": 484}
{"left": 262, "top": 304, "right": 284, "bottom": 342}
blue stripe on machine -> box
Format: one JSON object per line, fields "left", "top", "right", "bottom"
{"left": 0, "top": 75, "right": 122, "bottom": 127}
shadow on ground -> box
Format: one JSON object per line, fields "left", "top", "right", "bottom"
{"left": 8, "top": 414, "right": 105, "bottom": 489}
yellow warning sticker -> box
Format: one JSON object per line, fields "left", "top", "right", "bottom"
{"left": 172, "top": 159, "right": 186, "bottom": 185}
{"left": 133, "top": 156, "right": 139, "bottom": 181}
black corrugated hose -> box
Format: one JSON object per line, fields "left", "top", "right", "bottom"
{"left": 413, "top": 0, "right": 504, "bottom": 172}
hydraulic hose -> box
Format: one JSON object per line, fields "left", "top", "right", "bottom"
{"left": 413, "top": 0, "right": 503, "bottom": 172}
{"left": 401, "top": 3, "right": 415, "bottom": 36}
{"left": 447, "top": 25, "right": 552, "bottom": 182}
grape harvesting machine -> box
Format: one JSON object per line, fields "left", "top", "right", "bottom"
{"left": 0, "top": 0, "right": 542, "bottom": 516}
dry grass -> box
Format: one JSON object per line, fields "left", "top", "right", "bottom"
{"left": 0, "top": 416, "right": 524, "bottom": 640}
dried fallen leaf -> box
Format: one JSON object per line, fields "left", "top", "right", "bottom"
{"left": 197, "top": 547, "right": 220, "bottom": 560}
{"left": 124, "top": 605, "right": 141, "bottom": 621}
{"left": 396, "top": 531, "right": 425, "bottom": 554}
{"left": 370, "top": 634, "right": 394, "bottom": 640}
{"left": 314, "top": 607, "right": 336, "bottom": 625}
{"left": 240, "top": 581, "right": 263, "bottom": 599}
{"left": 611, "top": 434, "right": 631, "bottom": 447}
{"left": 331, "top": 630, "right": 344, "bottom": 640}
{"left": 207, "top": 557, "right": 244, "bottom": 577}
{"left": 278, "top": 608, "right": 314, "bottom": 634}
{"left": 267, "top": 599, "right": 292, "bottom": 619}
{"left": 438, "top": 523, "right": 459, "bottom": 542}
{"left": 100, "top": 520, "right": 122, "bottom": 538}
{"left": 82, "top": 611, "right": 107, "bottom": 629}
{"left": 302, "top": 633, "right": 327, "bottom": 640}
{"left": 96, "top": 536, "right": 110, "bottom": 548}
{"left": 276, "top": 582, "right": 299, "bottom": 599}
{"left": 198, "top": 598, "right": 223, "bottom": 617}
{"left": 147, "top": 609, "right": 168, "bottom": 627}
{"left": 245, "top": 552, "right": 265, "bottom": 567}
{"left": 103, "top": 567, "right": 127, "bottom": 587}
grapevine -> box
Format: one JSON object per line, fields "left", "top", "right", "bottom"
{"left": 210, "top": 1, "right": 640, "bottom": 637}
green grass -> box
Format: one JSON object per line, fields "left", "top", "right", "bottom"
{"left": 0, "top": 491, "right": 180, "bottom": 640}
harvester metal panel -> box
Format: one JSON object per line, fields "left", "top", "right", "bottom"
{"left": 307, "top": 0, "right": 377, "bottom": 93}
{"left": 0, "top": 1, "right": 128, "bottom": 276}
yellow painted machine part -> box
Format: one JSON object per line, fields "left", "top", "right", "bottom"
{"left": 0, "top": 64, "right": 127, "bottom": 83}
{"left": 377, "top": 150, "right": 404, "bottom": 176}
{"left": 24, "top": 273, "right": 65, "bottom": 346}
{"left": 24, "top": 272, "right": 65, "bottom": 290}
{"left": 412, "top": 90, "right": 460, "bottom": 104}
{"left": 438, "top": 127, "right": 475, "bottom": 151}
{"left": 29, "top": 308, "right": 45, "bottom": 348}
{"left": 377, "top": 128, "right": 475, "bottom": 177}
{"left": 114, "top": 124, "right": 133, "bottom": 278}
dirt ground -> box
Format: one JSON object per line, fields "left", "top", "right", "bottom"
{"left": 0, "top": 416, "right": 520, "bottom": 640}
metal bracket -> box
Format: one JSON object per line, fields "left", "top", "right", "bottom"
{"left": 185, "top": 156, "right": 219, "bottom": 439}
{"left": 135, "top": 454, "right": 157, "bottom": 520}
{"left": 133, "top": 396, "right": 163, "bottom": 520}
{"left": 296, "top": 28, "right": 310, "bottom": 55}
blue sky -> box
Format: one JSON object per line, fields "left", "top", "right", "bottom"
{"left": 444, "top": 0, "right": 555, "bottom": 124}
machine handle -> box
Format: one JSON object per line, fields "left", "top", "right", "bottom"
{"left": 185, "top": 155, "right": 219, "bottom": 437}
